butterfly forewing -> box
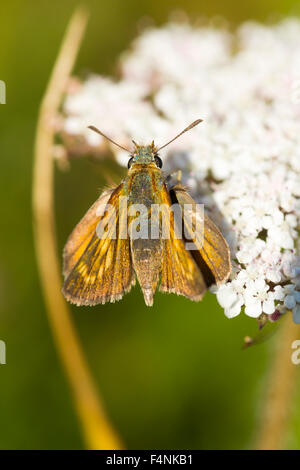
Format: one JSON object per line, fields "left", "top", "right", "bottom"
{"left": 63, "top": 188, "right": 115, "bottom": 278}
{"left": 62, "top": 184, "right": 135, "bottom": 305}
{"left": 169, "top": 184, "right": 231, "bottom": 285}
{"left": 159, "top": 184, "right": 207, "bottom": 300}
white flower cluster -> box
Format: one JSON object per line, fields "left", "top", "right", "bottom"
{"left": 60, "top": 18, "right": 300, "bottom": 323}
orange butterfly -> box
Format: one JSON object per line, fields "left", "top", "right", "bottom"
{"left": 62, "top": 120, "right": 231, "bottom": 306}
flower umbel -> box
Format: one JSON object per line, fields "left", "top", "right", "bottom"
{"left": 58, "top": 18, "right": 300, "bottom": 323}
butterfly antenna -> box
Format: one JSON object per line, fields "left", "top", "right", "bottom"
{"left": 156, "top": 119, "right": 203, "bottom": 151}
{"left": 88, "top": 126, "right": 131, "bottom": 153}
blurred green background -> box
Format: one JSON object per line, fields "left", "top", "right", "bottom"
{"left": 1, "top": 0, "right": 300, "bottom": 450}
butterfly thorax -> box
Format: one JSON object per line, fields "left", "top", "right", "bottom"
{"left": 125, "top": 163, "right": 164, "bottom": 207}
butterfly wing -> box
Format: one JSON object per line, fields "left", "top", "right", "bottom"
{"left": 62, "top": 184, "right": 135, "bottom": 305}
{"left": 169, "top": 183, "right": 231, "bottom": 285}
{"left": 63, "top": 187, "right": 115, "bottom": 278}
{"left": 159, "top": 184, "right": 207, "bottom": 300}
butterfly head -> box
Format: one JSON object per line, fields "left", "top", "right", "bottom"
{"left": 127, "top": 141, "right": 162, "bottom": 169}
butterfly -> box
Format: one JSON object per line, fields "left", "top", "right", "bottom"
{"left": 62, "top": 120, "right": 231, "bottom": 307}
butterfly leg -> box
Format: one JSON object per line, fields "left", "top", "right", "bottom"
{"left": 165, "top": 170, "right": 182, "bottom": 189}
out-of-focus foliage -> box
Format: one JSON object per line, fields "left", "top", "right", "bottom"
{"left": 0, "top": 0, "right": 300, "bottom": 450}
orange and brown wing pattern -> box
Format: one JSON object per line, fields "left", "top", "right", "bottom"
{"left": 62, "top": 184, "right": 135, "bottom": 305}
{"left": 159, "top": 184, "right": 207, "bottom": 300}
{"left": 63, "top": 187, "right": 115, "bottom": 278}
{"left": 170, "top": 184, "right": 231, "bottom": 285}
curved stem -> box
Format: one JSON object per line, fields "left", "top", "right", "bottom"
{"left": 32, "top": 6, "right": 123, "bottom": 450}
{"left": 256, "top": 315, "right": 300, "bottom": 449}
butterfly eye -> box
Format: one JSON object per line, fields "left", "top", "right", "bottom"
{"left": 128, "top": 157, "right": 134, "bottom": 169}
{"left": 154, "top": 155, "right": 163, "bottom": 168}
